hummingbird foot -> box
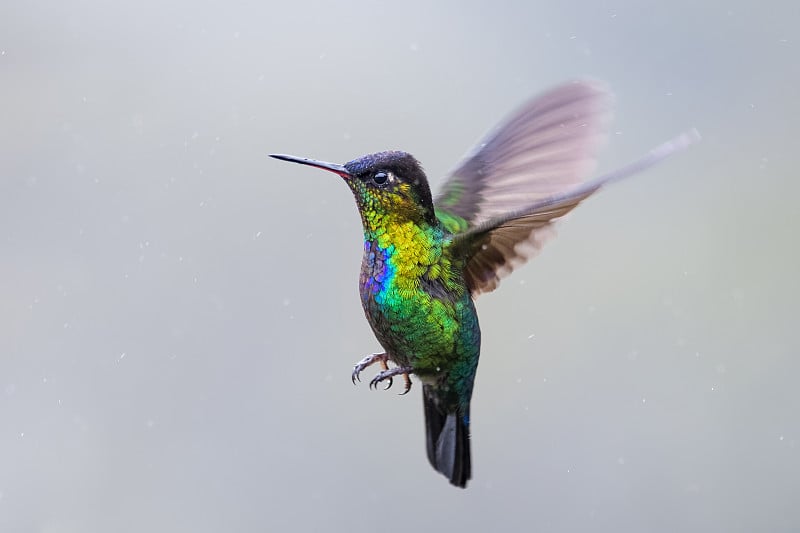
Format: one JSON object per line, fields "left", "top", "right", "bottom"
{"left": 369, "top": 366, "right": 414, "bottom": 395}
{"left": 352, "top": 352, "right": 389, "bottom": 385}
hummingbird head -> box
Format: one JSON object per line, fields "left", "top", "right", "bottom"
{"left": 270, "top": 151, "right": 436, "bottom": 229}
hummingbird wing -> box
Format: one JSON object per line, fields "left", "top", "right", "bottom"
{"left": 447, "top": 131, "right": 700, "bottom": 294}
{"left": 433, "top": 80, "right": 612, "bottom": 294}
{"left": 434, "top": 80, "right": 611, "bottom": 230}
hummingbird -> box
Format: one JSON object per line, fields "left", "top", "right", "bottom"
{"left": 270, "top": 81, "right": 697, "bottom": 488}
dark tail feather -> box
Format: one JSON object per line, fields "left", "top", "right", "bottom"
{"left": 423, "top": 385, "right": 471, "bottom": 488}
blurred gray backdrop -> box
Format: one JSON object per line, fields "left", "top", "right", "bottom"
{"left": 2, "top": 1, "right": 798, "bottom": 532}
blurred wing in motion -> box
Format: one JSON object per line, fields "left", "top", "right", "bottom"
{"left": 433, "top": 80, "right": 699, "bottom": 295}
{"left": 447, "top": 129, "right": 700, "bottom": 295}
{"left": 434, "top": 80, "right": 611, "bottom": 294}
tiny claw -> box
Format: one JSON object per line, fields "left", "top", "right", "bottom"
{"left": 369, "top": 375, "right": 381, "bottom": 390}
{"left": 398, "top": 373, "right": 412, "bottom": 395}
{"left": 352, "top": 352, "right": 388, "bottom": 385}
{"left": 369, "top": 366, "right": 413, "bottom": 392}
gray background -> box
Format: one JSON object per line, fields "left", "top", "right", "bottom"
{"left": 2, "top": 1, "right": 798, "bottom": 532}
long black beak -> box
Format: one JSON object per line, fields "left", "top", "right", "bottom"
{"left": 270, "top": 153, "right": 351, "bottom": 178}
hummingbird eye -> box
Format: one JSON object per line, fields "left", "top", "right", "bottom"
{"left": 372, "top": 171, "right": 389, "bottom": 186}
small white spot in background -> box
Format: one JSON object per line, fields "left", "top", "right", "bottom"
{"left": 527, "top": 333, "right": 535, "bottom": 340}
{"left": 119, "top": 352, "right": 126, "bottom": 361}
{"left": 63, "top": 322, "right": 70, "bottom": 329}
{"left": 710, "top": 386, "right": 715, "bottom": 391}
{"left": 409, "top": 42, "right": 419, "bottom": 52}
{"left": 516, "top": 378, "right": 523, "bottom": 384}
{"left": 254, "top": 231, "right": 262, "bottom": 240}
{"left": 19, "top": 432, "right": 24, "bottom": 438}
{"left": 779, "top": 435, "right": 785, "bottom": 441}
{"left": 642, "top": 397, "right": 647, "bottom": 404}
{"left": 282, "top": 298, "right": 291, "bottom": 307}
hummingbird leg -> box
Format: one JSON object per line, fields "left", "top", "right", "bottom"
{"left": 369, "top": 366, "right": 414, "bottom": 394}
{"left": 376, "top": 358, "right": 393, "bottom": 390}
{"left": 352, "top": 352, "right": 389, "bottom": 385}
{"left": 399, "top": 372, "right": 412, "bottom": 396}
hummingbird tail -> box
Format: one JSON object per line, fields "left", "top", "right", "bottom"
{"left": 423, "top": 385, "right": 471, "bottom": 488}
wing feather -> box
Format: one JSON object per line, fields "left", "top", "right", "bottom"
{"left": 434, "top": 80, "right": 612, "bottom": 226}
{"left": 433, "top": 80, "right": 610, "bottom": 294}
{"left": 448, "top": 130, "right": 700, "bottom": 294}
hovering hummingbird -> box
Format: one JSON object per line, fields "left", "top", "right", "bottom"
{"left": 270, "top": 81, "right": 697, "bottom": 488}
